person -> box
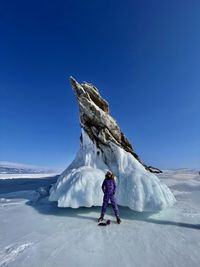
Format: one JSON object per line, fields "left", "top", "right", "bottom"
{"left": 98, "top": 171, "right": 121, "bottom": 224}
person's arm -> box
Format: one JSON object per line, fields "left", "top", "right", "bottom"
{"left": 101, "top": 180, "right": 106, "bottom": 193}
{"left": 113, "top": 180, "right": 116, "bottom": 195}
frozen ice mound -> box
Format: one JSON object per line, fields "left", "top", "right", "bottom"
{"left": 49, "top": 129, "right": 176, "bottom": 212}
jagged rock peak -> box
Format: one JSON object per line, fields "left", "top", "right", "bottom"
{"left": 69, "top": 76, "right": 162, "bottom": 174}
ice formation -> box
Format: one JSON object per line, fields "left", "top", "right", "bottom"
{"left": 49, "top": 77, "right": 176, "bottom": 211}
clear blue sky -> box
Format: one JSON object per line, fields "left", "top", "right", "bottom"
{"left": 0, "top": 0, "right": 199, "bottom": 171}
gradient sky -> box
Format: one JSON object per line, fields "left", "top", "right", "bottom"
{"left": 0, "top": 0, "right": 200, "bottom": 171}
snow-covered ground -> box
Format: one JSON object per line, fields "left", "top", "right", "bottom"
{"left": 1, "top": 169, "right": 200, "bottom": 267}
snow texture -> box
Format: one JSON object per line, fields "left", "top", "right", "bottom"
{"left": 0, "top": 242, "right": 33, "bottom": 266}
{"left": 49, "top": 129, "right": 176, "bottom": 211}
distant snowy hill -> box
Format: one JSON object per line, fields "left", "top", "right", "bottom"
{"left": 0, "top": 161, "right": 56, "bottom": 174}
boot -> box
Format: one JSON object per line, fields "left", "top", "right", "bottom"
{"left": 98, "top": 215, "right": 104, "bottom": 222}
{"left": 116, "top": 216, "right": 121, "bottom": 224}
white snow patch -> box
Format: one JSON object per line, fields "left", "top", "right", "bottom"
{"left": 0, "top": 243, "right": 33, "bottom": 267}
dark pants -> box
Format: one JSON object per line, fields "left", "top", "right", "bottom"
{"left": 101, "top": 194, "right": 120, "bottom": 217}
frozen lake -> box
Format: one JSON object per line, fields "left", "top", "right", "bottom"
{"left": 0, "top": 170, "right": 200, "bottom": 267}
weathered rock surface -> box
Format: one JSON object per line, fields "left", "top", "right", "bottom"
{"left": 70, "top": 76, "right": 162, "bottom": 174}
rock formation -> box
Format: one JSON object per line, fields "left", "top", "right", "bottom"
{"left": 49, "top": 77, "right": 175, "bottom": 212}
{"left": 70, "top": 77, "right": 162, "bottom": 174}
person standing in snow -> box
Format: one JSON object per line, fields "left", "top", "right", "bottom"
{"left": 98, "top": 171, "right": 121, "bottom": 224}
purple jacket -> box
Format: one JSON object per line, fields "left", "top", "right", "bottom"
{"left": 101, "top": 178, "right": 116, "bottom": 195}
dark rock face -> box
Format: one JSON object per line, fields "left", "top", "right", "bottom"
{"left": 70, "top": 77, "right": 162, "bottom": 174}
